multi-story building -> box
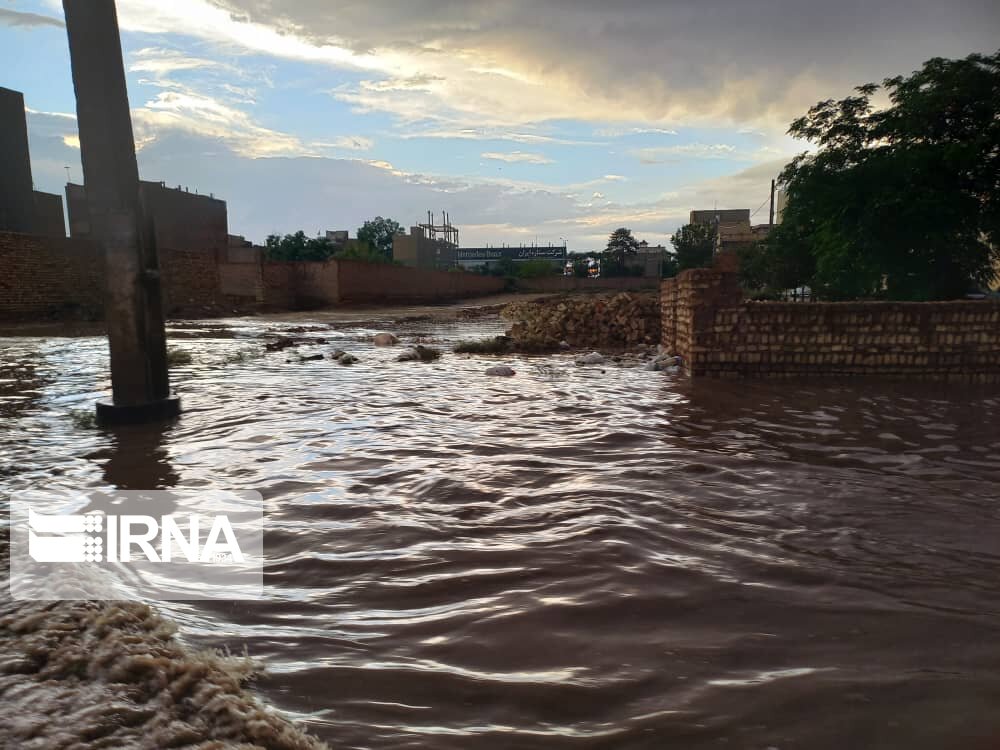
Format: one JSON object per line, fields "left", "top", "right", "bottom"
{"left": 0, "top": 86, "right": 66, "bottom": 237}
{"left": 689, "top": 208, "right": 753, "bottom": 253}
{"left": 393, "top": 225, "right": 457, "bottom": 270}
{"left": 67, "top": 180, "right": 228, "bottom": 256}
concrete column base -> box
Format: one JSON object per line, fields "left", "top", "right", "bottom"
{"left": 95, "top": 394, "right": 181, "bottom": 425}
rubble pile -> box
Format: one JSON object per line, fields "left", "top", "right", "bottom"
{"left": 502, "top": 292, "right": 660, "bottom": 350}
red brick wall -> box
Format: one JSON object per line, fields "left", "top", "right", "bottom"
{"left": 0, "top": 231, "right": 104, "bottom": 320}
{"left": 336, "top": 260, "right": 503, "bottom": 302}
{"left": 160, "top": 248, "right": 223, "bottom": 314}
{"left": 294, "top": 261, "right": 339, "bottom": 308}
{"left": 662, "top": 268, "right": 1000, "bottom": 382}
{"left": 516, "top": 276, "right": 658, "bottom": 293}
{"left": 219, "top": 262, "right": 263, "bottom": 302}
{"left": 261, "top": 262, "right": 295, "bottom": 309}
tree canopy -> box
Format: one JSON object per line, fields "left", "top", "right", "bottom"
{"left": 357, "top": 216, "right": 403, "bottom": 259}
{"left": 670, "top": 223, "right": 716, "bottom": 271}
{"left": 264, "top": 231, "right": 335, "bottom": 261}
{"left": 743, "top": 49, "right": 1000, "bottom": 300}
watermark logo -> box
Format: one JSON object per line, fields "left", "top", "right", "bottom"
{"left": 10, "top": 490, "right": 264, "bottom": 601}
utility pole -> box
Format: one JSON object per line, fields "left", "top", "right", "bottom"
{"left": 769, "top": 178, "right": 776, "bottom": 227}
{"left": 63, "top": 0, "right": 178, "bottom": 424}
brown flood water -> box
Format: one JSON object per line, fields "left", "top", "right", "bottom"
{"left": 2, "top": 312, "right": 1000, "bottom": 749}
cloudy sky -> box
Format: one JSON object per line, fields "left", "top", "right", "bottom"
{"left": 1, "top": 0, "right": 997, "bottom": 249}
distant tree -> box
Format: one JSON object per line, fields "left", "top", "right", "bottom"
{"left": 601, "top": 228, "right": 639, "bottom": 276}
{"left": 357, "top": 216, "right": 403, "bottom": 259}
{"left": 264, "top": 231, "right": 335, "bottom": 261}
{"left": 762, "top": 49, "right": 1000, "bottom": 300}
{"left": 605, "top": 227, "right": 639, "bottom": 262}
{"left": 335, "top": 243, "right": 398, "bottom": 264}
{"left": 670, "top": 223, "right": 716, "bottom": 271}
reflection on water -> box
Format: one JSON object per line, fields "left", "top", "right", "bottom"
{"left": 2, "top": 313, "right": 1000, "bottom": 750}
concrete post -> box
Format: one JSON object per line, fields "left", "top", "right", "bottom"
{"left": 0, "top": 87, "right": 36, "bottom": 233}
{"left": 63, "top": 0, "right": 179, "bottom": 424}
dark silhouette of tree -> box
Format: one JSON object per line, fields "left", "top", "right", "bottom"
{"left": 264, "top": 231, "right": 335, "bottom": 261}
{"left": 602, "top": 227, "right": 640, "bottom": 276}
{"left": 747, "top": 49, "right": 1000, "bottom": 300}
{"left": 670, "top": 223, "right": 716, "bottom": 271}
{"left": 357, "top": 216, "right": 403, "bottom": 259}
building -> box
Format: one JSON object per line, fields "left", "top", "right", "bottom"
{"left": 0, "top": 86, "right": 66, "bottom": 237}
{"left": 393, "top": 225, "right": 457, "bottom": 270}
{"left": 67, "top": 180, "right": 228, "bottom": 256}
{"left": 325, "top": 229, "right": 370, "bottom": 255}
{"left": 633, "top": 241, "right": 667, "bottom": 277}
{"left": 690, "top": 208, "right": 753, "bottom": 253}
{"left": 455, "top": 244, "right": 567, "bottom": 272}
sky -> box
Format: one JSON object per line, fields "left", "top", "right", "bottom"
{"left": 1, "top": 1, "right": 997, "bottom": 250}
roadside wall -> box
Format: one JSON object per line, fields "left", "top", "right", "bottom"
{"left": 517, "top": 276, "right": 658, "bottom": 293}
{"left": 661, "top": 268, "right": 1000, "bottom": 382}
{"left": 0, "top": 231, "right": 505, "bottom": 321}
{"left": 336, "top": 260, "right": 503, "bottom": 302}
{"left": 0, "top": 231, "right": 103, "bottom": 319}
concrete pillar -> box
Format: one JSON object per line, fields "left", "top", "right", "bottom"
{"left": 0, "top": 87, "right": 36, "bottom": 233}
{"left": 63, "top": 0, "right": 178, "bottom": 423}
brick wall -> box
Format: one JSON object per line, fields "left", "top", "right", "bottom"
{"left": 662, "top": 268, "right": 1000, "bottom": 382}
{"left": 295, "top": 261, "right": 340, "bottom": 307}
{"left": 336, "top": 260, "right": 503, "bottom": 302}
{"left": 516, "top": 276, "right": 659, "bottom": 293}
{"left": 0, "top": 231, "right": 103, "bottom": 319}
{"left": 1, "top": 233, "right": 505, "bottom": 322}
{"left": 261, "top": 262, "right": 295, "bottom": 309}
{"left": 160, "top": 248, "right": 223, "bottom": 314}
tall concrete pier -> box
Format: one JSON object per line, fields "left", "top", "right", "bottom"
{"left": 63, "top": 0, "right": 178, "bottom": 423}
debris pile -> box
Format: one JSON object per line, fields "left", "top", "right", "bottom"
{"left": 502, "top": 292, "right": 660, "bottom": 350}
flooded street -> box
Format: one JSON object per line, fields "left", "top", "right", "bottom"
{"left": 3, "top": 311, "right": 1000, "bottom": 749}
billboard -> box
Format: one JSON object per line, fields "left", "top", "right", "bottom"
{"left": 456, "top": 246, "right": 567, "bottom": 263}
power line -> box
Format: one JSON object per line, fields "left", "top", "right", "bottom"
{"left": 749, "top": 194, "right": 770, "bottom": 218}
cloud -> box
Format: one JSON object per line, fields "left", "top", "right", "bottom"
{"left": 397, "top": 128, "right": 601, "bottom": 146}
{"left": 481, "top": 150, "right": 554, "bottom": 164}
{"left": 0, "top": 8, "right": 63, "bottom": 28}
{"left": 315, "top": 136, "right": 374, "bottom": 151}
{"left": 630, "top": 143, "right": 738, "bottom": 164}
{"left": 129, "top": 47, "right": 234, "bottom": 76}
{"left": 123, "top": 0, "right": 998, "bottom": 130}
{"left": 595, "top": 126, "right": 679, "bottom": 137}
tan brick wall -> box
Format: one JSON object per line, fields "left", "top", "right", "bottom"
{"left": 662, "top": 268, "right": 1000, "bottom": 382}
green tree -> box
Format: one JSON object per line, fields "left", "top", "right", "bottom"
{"left": 335, "top": 243, "right": 398, "bottom": 264}
{"left": 602, "top": 227, "right": 640, "bottom": 276}
{"left": 264, "top": 231, "right": 336, "bottom": 261}
{"left": 763, "top": 49, "right": 1000, "bottom": 300}
{"left": 357, "top": 216, "right": 403, "bottom": 259}
{"left": 670, "top": 223, "right": 716, "bottom": 271}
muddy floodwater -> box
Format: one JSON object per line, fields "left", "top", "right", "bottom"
{"left": 2, "top": 311, "right": 1000, "bottom": 749}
